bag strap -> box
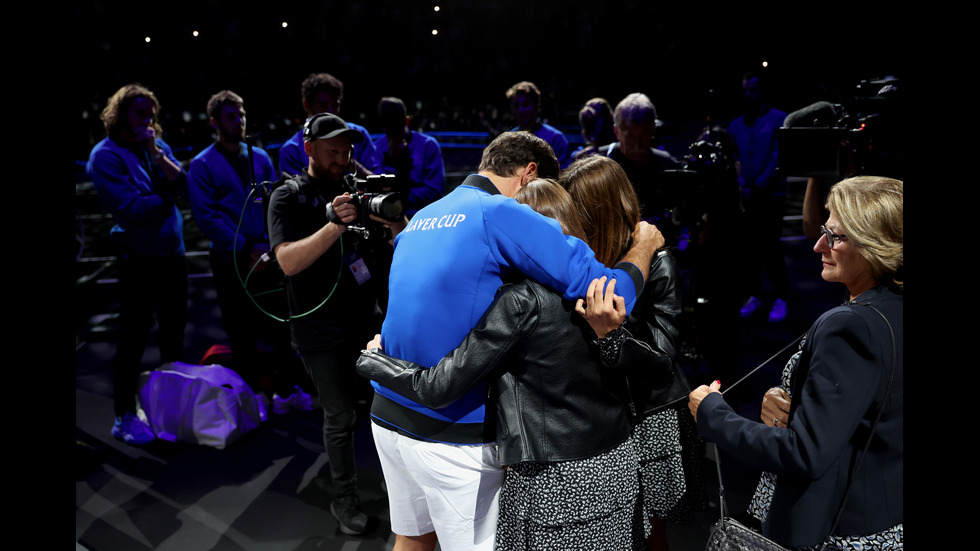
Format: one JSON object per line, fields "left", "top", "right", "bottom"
{"left": 817, "top": 300, "right": 897, "bottom": 550}
{"left": 720, "top": 332, "right": 806, "bottom": 396}
{"left": 712, "top": 335, "right": 805, "bottom": 523}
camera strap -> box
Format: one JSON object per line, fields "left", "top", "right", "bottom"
{"left": 324, "top": 200, "right": 347, "bottom": 226}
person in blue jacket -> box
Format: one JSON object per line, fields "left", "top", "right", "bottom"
{"left": 87, "top": 83, "right": 187, "bottom": 445}
{"left": 278, "top": 72, "right": 381, "bottom": 178}
{"left": 367, "top": 131, "right": 664, "bottom": 551}
{"left": 506, "top": 81, "right": 573, "bottom": 169}
{"left": 187, "top": 90, "right": 310, "bottom": 417}
{"left": 375, "top": 96, "right": 445, "bottom": 219}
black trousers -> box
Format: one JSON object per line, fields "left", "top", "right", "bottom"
{"left": 113, "top": 254, "right": 187, "bottom": 416}
{"left": 210, "top": 253, "right": 305, "bottom": 396}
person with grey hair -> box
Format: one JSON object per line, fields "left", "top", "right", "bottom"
{"left": 690, "top": 176, "right": 903, "bottom": 549}
{"left": 600, "top": 93, "right": 683, "bottom": 229}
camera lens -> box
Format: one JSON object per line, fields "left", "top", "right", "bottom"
{"left": 368, "top": 193, "right": 404, "bottom": 220}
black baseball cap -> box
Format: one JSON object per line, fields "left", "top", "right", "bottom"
{"left": 303, "top": 113, "right": 364, "bottom": 143}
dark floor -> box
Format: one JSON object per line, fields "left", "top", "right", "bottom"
{"left": 75, "top": 173, "right": 843, "bottom": 551}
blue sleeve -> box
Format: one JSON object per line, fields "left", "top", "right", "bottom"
{"left": 409, "top": 138, "right": 445, "bottom": 207}
{"left": 187, "top": 153, "right": 245, "bottom": 252}
{"left": 697, "top": 309, "right": 882, "bottom": 479}
{"left": 485, "top": 198, "right": 642, "bottom": 313}
{"left": 254, "top": 148, "right": 276, "bottom": 186}
{"left": 278, "top": 139, "right": 306, "bottom": 176}
{"left": 89, "top": 143, "right": 177, "bottom": 228}
{"left": 552, "top": 133, "right": 572, "bottom": 169}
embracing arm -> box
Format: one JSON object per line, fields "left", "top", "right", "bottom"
{"left": 356, "top": 285, "right": 531, "bottom": 409}
{"left": 591, "top": 250, "right": 679, "bottom": 391}
{"left": 489, "top": 199, "right": 662, "bottom": 314}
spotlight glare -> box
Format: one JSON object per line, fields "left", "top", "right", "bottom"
{"left": 432, "top": 29, "right": 438, "bottom": 35}
{"left": 282, "top": 21, "right": 288, "bottom": 28}
{"left": 192, "top": 30, "right": 199, "bottom": 37}
{"left": 144, "top": 36, "right": 151, "bottom": 43}
{"left": 762, "top": 60, "right": 769, "bottom": 67}
{"left": 434, "top": 5, "right": 440, "bottom": 11}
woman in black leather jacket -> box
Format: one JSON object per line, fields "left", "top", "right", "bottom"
{"left": 357, "top": 178, "right": 661, "bottom": 550}
{"left": 564, "top": 155, "right": 706, "bottom": 551}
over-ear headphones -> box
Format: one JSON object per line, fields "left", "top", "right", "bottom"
{"left": 302, "top": 112, "right": 331, "bottom": 142}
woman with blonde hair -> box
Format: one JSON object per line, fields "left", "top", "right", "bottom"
{"left": 689, "top": 176, "right": 903, "bottom": 548}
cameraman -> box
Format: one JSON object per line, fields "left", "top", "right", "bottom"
{"left": 267, "top": 113, "right": 392, "bottom": 535}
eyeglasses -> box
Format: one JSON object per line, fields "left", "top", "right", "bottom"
{"left": 820, "top": 225, "right": 847, "bottom": 249}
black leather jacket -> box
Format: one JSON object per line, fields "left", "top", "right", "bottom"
{"left": 357, "top": 278, "right": 636, "bottom": 466}
{"left": 602, "top": 249, "right": 685, "bottom": 417}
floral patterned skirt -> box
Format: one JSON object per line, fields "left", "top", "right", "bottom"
{"left": 632, "top": 404, "right": 709, "bottom": 526}
{"left": 494, "top": 438, "right": 646, "bottom": 551}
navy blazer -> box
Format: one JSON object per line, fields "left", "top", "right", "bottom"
{"left": 697, "top": 286, "right": 902, "bottom": 546}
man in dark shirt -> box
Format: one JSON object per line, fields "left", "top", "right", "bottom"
{"left": 267, "top": 113, "right": 395, "bottom": 535}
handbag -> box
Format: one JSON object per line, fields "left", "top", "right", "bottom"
{"left": 706, "top": 447, "right": 790, "bottom": 551}
{"left": 698, "top": 333, "right": 803, "bottom": 550}
{"left": 705, "top": 301, "right": 897, "bottom": 551}
{"left": 137, "top": 361, "right": 262, "bottom": 449}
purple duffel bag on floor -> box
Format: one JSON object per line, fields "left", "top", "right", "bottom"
{"left": 137, "top": 362, "right": 261, "bottom": 449}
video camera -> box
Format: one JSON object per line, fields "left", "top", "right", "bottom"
{"left": 659, "top": 127, "right": 741, "bottom": 232}
{"left": 341, "top": 173, "right": 405, "bottom": 243}
{"left": 777, "top": 76, "right": 901, "bottom": 180}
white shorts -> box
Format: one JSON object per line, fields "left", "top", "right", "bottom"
{"left": 372, "top": 423, "right": 505, "bottom": 551}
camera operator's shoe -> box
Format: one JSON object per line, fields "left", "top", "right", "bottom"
{"left": 330, "top": 494, "right": 369, "bottom": 535}
{"left": 768, "top": 298, "right": 788, "bottom": 323}
{"left": 740, "top": 296, "right": 762, "bottom": 318}
{"left": 111, "top": 412, "right": 155, "bottom": 445}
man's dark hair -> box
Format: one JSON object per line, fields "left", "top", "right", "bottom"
{"left": 206, "top": 90, "right": 244, "bottom": 120}
{"left": 100, "top": 83, "right": 161, "bottom": 139}
{"left": 301, "top": 73, "right": 344, "bottom": 108}
{"left": 479, "top": 131, "right": 559, "bottom": 179}
{"left": 378, "top": 96, "right": 407, "bottom": 133}
{"left": 505, "top": 81, "right": 541, "bottom": 107}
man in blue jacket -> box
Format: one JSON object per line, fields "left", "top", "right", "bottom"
{"left": 368, "top": 131, "right": 663, "bottom": 551}
{"left": 87, "top": 84, "right": 188, "bottom": 446}
{"left": 279, "top": 72, "right": 381, "bottom": 178}
{"left": 506, "top": 81, "right": 573, "bottom": 169}
{"left": 187, "top": 90, "right": 310, "bottom": 418}
{"left": 375, "top": 96, "right": 445, "bottom": 219}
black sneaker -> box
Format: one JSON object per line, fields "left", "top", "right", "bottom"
{"left": 330, "top": 495, "right": 368, "bottom": 535}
